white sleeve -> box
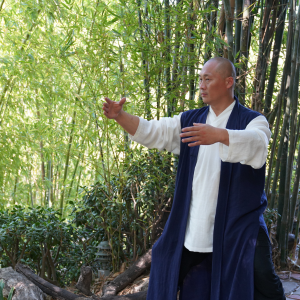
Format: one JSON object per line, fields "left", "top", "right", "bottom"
{"left": 129, "top": 113, "right": 182, "bottom": 155}
{"left": 219, "top": 115, "right": 271, "bottom": 169}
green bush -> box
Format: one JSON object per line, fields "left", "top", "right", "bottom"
{"left": 72, "top": 150, "right": 176, "bottom": 270}
{"left": 0, "top": 206, "right": 93, "bottom": 286}
{"left": 0, "top": 150, "right": 176, "bottom": 285}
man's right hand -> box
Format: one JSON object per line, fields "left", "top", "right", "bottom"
{"left": 102, "top": 96, "right": 140, "bottom": 136}
{"left": 103, "top": 97, "right": 126, "bottom": 120}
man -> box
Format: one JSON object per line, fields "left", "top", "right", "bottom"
{"left": 103, "top": 57, "right": 285, "bottom": 300}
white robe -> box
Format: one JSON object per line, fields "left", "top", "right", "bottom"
{"left": 129, "top": 101, "right": 271, "bottom": 252}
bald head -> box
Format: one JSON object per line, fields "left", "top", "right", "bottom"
{"left": 205, "top": 57, "right": 236, "bottom": 86}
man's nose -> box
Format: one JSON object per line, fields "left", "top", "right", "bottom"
{"left": 200, "top": 81, "right": 206, "bottom": 89}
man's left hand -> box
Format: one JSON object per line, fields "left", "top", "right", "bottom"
{"left": 180, "top": 123, "right": 229, "bottom": 147}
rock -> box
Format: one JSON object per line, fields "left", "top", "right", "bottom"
{"left": 287, "top": 295, "right": 300, "bottom": 299}
{"left": 282, "top": 281, "right": 299, "bottom": 295}
{"left": 131, "top": 278, "right": 149, "bottom": 293}
{"left": 291, "top": 273, "right": 300, "bottom": 281}
{"left": 0, "top": 267, "right": 45, "bottom": 300}
{"left": 76, "top": 265, "right": 93, "bottom": 296}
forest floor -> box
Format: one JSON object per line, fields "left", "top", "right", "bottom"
{"left": 279, "top": 271, "right": 300, "bottom": 299}
{"left": 59, "top": 269, "right": 300, "bottom": 299}
{"left": 62, "top": 271, "right": 150, "bottom": 298}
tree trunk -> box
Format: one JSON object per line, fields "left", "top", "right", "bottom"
{"left": 102, "top": 249, "right": 152, "bottom": 297}
{"left": 76, "top": 266, "right": 93, "bottom": 296}
{"left": 16, "top": 263, "right": 148, "bottom": 300}
{"left": 100, "top": 292, "right": 147, "bottom": 300}
{"left": 16, "top": 263, "right": 85, "bottom": 300}
{"left": 102, "top": 249, "right": 151, "bottom": 297}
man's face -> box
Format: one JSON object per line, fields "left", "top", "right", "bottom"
{"left": 199, "top": 61, "right": 229, "bottom": 105}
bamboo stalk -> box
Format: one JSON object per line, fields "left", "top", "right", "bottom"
{"left": 59, "top": 109, "right": 77, "bottom": 217}
{"left": 12, "top": 174, "right": 18, "bottom": 205}
{"left": 265, "top": 95, "right": 282, "bottom": 201}
{"left": 287, "top": 49, "right": 300, "bottom": 232}
{"left": 264, "top": 0, "right": 288, "bottom": 118}
{"left": 67, "top": 153, "right": 81, "bottom": 200}
{"left": 278, "top": 1, "right": 300, "bottom": 266}
{"left": 223, "top": 0, "right": 234, "bottom": 61}
{"left": 170, "top": 0, "right": 182, "bottom": 113}
{"left": 0, "top": 0, "right": 5, "bottom": 11}
{"left": 239, "top": 0, "right": 252, "bottom": 104}
{"left": 137, "top": 0, "right": 151, "bottom": 120}
{"left": 188, "top": 1, "right": 196, "bottom": 109}
{"left": 269, "top": 0, "right": 294, "bottom": 208}
{"left": 164, "top": 0, "right": 172, "bottom": 117}
{"left": 234, "top": 0, "right": 243, "bottom": 62}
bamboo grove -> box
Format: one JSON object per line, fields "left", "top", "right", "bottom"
{"left": 0, "top": 0, "right": 300, "bottom": 267}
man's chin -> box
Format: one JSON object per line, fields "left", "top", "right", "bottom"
{"left": 202, "top": 98, "right": 211, "bottom": 105}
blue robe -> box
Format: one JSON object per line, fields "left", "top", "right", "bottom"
{"left": 146, "top": 97, "right": 268, "bottom": 300}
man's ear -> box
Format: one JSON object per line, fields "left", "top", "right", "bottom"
{"left": 226, "top": 77, "right": 234, "bottom": 89}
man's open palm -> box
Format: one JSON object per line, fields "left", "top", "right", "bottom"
{"left": 103, "top": 97, "right": 126, "bottom": 119}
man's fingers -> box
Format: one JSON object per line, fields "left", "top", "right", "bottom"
{"left": 104, "top": 97, "right": 113, "bottom": 104}
{"left": 181, "top": 136, "right": 201, "bottom": 143}
{"left": 182, "top": 126, "right": 198, "bottom": 132}
{"left": 119, "top": 97, "right": 126, "bottom": 105}
{"left": 188, "top": 141, "right": 201, "bottom": 147}
{"left": 182, "top": 124, "right": 204, "bottom": 132}
{"left": 180, "top": 131, "right": 199, "bottom": 137}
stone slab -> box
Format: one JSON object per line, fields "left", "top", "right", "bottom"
{"left": 292, "top": 288, "right": 300, "bottom": 295}
{"left": 282, "top": 281, "right": 299, "bottom": 295}
{"left": 279, "top": 271, "right": 291, "bottom": 280}
{"left": 291, "top": 274, "right": 300, "bottom": 281}
{"left": 287, "top": 295, "right": 300, "bottom": 300}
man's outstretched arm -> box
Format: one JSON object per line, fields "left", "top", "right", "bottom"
{"left": 103, "top": 96, "right": 182, "bottom": 154}
{"left": 102, "top": 97, "right": 139, "bottom": 136}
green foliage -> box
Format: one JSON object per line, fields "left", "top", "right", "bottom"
{"left": 72, "top": 150, "right": 176, "bottom": 270}
{"left": 0, "top": 150, "right": 176, "bottom": 283}
{"left": 0, "top": 280, "right": 14, "bottom": 300}
{"left": 0, "top": 0, "right": 206, "bottom": 211}
{"left": 0, "top": 0, "right": 296, "bottom": 272}
{"left": 0, "top": 205, "right": 94, "bottom": 286}
{"left": 264, "top": 208, "right": 280, "bottom": 233}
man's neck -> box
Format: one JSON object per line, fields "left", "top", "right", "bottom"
{"left": 210, "top": 97, "right": 235, "bottom": 116}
